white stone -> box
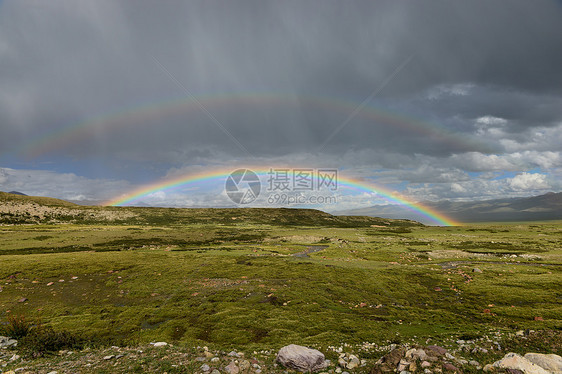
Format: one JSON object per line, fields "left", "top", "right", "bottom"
{"left": 153, "top": 342, "right": 167, "bottom": 347}
{"left": 276, "top": 344, "right": 328, "bottom": 372}
{"left": 493, "top": 352, "right": 550, "bottom": 374}
{"left": 524, "top": 353, "right": 562, "bottom": 373}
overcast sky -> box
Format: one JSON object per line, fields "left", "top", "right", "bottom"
{"left": 1, "top": 0, "right": 561, "bottom": 213}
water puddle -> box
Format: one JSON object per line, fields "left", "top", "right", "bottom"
{"left": 293, "top": 245, "right": 328, "bottom": 258}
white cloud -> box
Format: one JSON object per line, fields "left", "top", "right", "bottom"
{"left": 476, "top": 115, "right": 507, "bottom": 125}
{"left": 427, "top": 83, "right": 474, "bottom": 100}
{"left": 0, "top": 167, "right": 130, "bottom": 202}
{"left": 508, "top": 172, "right": 549, "bottom": 191}
{"left": 449, "top": 152, "right": 518, "bottom": 171}
{"left": 450, "top": 183, "right": 466, "bottom": 193}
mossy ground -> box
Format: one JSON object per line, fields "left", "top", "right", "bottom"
{"left": 0, "top": 200, "right": 560, "bottom": 371}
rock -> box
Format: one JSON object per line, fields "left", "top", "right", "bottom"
{"left": 427, "top": 345, "right": 447, "bottom": 356}
{"left": 493, "top": 353, "right": 550, "bottom": 374}
{"left": 103, "top": 355, "right": 115, "bottom": 360}
{"left": 239, "top": 359, "right": 250, "bottom": 371}
{"left": 406, "top": 348, "right": 429, "bottom": 361}
{"left": 211, "top": 357, "right": 220, "bottom": 362}
{"left": 472, "top": 268, "right": 483, "bottom": 273}
{"left": 346, "top": 354, "right": 360, "bottom": 369}
{"left": 347, "top": 361, "right": 358, "bottom": 369}
{"left": 398, "top": 358, "right": 411, "bottom": 372}
{"left": 371, "top": 347, "right": 406, "bottom": 374}
{"left": 524, "top": 353, "right": 562, "bottom": 373}
{"left": 10, "top": 354, "right": 20, "bottom": 361}
{"left": 469, "top": 360, "right": 480, "bottom": 367}
{"left": 46, "top": 372, "right": 58, "bottom": 374}
{"left": 225, "top": 361, "right": 239, "bottom": 374}
{"left": 409, "top": 361, "right": 418, "bottom": 372}
{"left": 204, "top": 350, "right": 214, "bottom": 358}
{"left": 483, "top": 364, "right": 494, "bottom": 372}
{"left": 276, "top": 344, "right": 328, "bottom": 372}
{"left": 152, "top": 342, "right": 167, "bottom": 347}
{"left": 210, "top": 370, "right": 220, "bottom": 374}
{"left": 228, "top": 350, "right": 240, "bottom": 357}
{"left": 0, "top": 336, "right": 17, "bottom": 348}
{"left": 17, "top": 297, "right": 27, "bottom": 303}
{"left": 421, "top": 361, "right": 431, "bottom": 368}
{"left": 200, "top": 363, "right": 210, "bottom": 372}
{"left": 442, "top": 363, "right": 460, "bottom": 372}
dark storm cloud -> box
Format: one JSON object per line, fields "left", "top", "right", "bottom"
{"left": 0, "top": 0, "right": 561, "bottom": 164}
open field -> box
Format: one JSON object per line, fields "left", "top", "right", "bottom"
{"left": 0, "top": 193, "right": 561, "bottom": 372}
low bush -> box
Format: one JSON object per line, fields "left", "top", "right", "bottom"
{"left": 18, "top": 325, "right": 84, "bottom": 357}
{"left": 0, "top": 314, "right": 33, "bottom": 339}
{"left": 1, "top": 314, "right": 84, "bottom": 357}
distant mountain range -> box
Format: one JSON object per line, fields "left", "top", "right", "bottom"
{"left": 7, "top": 191, "right": 27, "bottom": 196}
{"left": 334, "top": 192, "right": 562, "bottom": 223}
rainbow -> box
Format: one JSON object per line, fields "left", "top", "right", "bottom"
{"left": 18, "top": 93, "right": 491, "bottom": 158}
{"left": 104, "top": 168, "right": 461, "bottom": 226}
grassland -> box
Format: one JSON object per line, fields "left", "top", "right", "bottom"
{"left": 0, "top": 192, "right": 561, "bottom": 372}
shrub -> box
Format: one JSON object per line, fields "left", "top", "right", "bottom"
{"left": 18, "top": 325, "right": 84, "bottom": 357}
{"left": 0, "top": 314, "right": 33, "bottom": 339}
{"left": 1, "top": 314, "right": 84, "bottom": 357}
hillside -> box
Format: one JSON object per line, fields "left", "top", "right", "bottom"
{"left": 0, "top": 191, "right": 421, "bottom": 227}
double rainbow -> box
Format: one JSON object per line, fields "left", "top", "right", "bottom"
{"left": 19, "top": 93, "right": 490, "bottom": 158}
{"left": 104, "top": 168, "right": 460, "bottom": 226}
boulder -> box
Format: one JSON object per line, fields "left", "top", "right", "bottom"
{"left": 524, "top": 353, "right": 562, "bottom": 373}
{"left": 426, "top": 345, "right": 448, "bottom": 356}
{"left": 442, "top": 362, "right": 460, "bottom": 372}
{"left": 371, "top": 347, "right": 406, "bottom": 373}
{"left": 493, "top": 353, "right": 550, "bottom": 374}
{"left": 225, "top": 361, "right": 239, "bottom": 374}
{"left": 276, "top": 344, "right": 328, "bottom": 372}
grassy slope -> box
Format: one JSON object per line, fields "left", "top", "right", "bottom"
{"left": 0, "top": 194, "right": 560, "bottom": 370}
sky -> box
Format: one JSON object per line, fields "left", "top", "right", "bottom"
{"left": 1, "top": 0, "right": 561, "bottom": 219}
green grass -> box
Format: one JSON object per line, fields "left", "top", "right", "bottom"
{"left": 0, "top": 194, "right": 561, "bottom": 357}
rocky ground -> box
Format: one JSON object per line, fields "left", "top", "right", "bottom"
{"left": 1, "top": 330, "right": 561, "bottom": 373}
